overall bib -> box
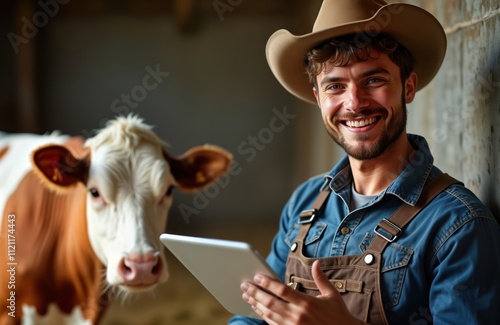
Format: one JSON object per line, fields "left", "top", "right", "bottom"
{"left": 285, "top": 174, "right": 458, "bottom": 324}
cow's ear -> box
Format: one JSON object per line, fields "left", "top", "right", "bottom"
{"left": 164, "top": 145, "right": 232, "bottom": 191}
{"left": 32, "top": 144, "right": 89, "bottom": 189}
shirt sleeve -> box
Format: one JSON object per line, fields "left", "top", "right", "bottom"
{"left": 228, "top": 315, "right": 267, "bottom": 325}
{"left": 429, "top": 216, "right": 500, "bottom": 324}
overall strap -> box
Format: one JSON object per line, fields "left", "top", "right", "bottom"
{"left": 299, "top": 189, "right": 331, "bottom": 224}
{"left": 368, "top": 173, "right": 460, "bottom": 253}
{"left": 295, "top": 188, "right": 331, "bottom": 243}
{"left": 297, "top": 173, "right": 460, "bottom": 253}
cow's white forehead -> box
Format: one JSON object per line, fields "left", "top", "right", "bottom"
{"left": 85, "top": 115, "right": 166, "bottom": 151}
{"left": 84, "top": 115, "right": 171, "bottom": 202}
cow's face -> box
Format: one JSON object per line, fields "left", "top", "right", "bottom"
{"left": 85, "top": 141, "right": 173, "bottom": 291}
{"left": 31, "top": 116, "right": 232, "bottom": 293}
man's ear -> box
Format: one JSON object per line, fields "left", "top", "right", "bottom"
{"left": 32, "top": 144, "right": 89, "bottom": 189}
{"left": 313, "top": 86, "right": 321, "bottom": 107}
{"left": 164, "top": 145, "right": 232, "bottom": 191}
{"left": 404, "top": 72, "right": 418, "bottom": 104}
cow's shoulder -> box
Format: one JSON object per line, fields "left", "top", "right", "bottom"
{"left": 0, "top": 133, "right": 70, "bottom": 231}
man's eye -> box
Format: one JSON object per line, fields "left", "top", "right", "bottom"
{"left": 367, "top": 78, "right": 383, "bottom": 85}
{"left": 326, "top": 84, "right": 343, "bottom": 91}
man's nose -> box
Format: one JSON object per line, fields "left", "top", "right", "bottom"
{"left": 343, "top": 86, "right": 368, "bottom": 112}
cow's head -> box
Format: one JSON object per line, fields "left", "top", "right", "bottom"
{"left": 31, "top": 115, "right": 232, "bottom": 292}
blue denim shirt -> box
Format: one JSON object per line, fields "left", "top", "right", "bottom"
{"left": 229, "top": 135, "right": 500, "bottom": 324}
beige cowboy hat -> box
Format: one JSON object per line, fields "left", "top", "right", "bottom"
{"left": 266, "top": 0, "right": 447, "bottom": 104}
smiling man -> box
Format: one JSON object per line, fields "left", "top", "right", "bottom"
{"left": 229, "top": 1, "right": 500, "bottom": 325}
{"left": 310, "top": 35, "right": 417, "bottom": 196}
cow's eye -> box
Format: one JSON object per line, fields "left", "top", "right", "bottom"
{"left": 166, "top": 186, "right": 175, "bottom": 196}
{"left": 89, "top": 188, "right": 100, "bottom": 198}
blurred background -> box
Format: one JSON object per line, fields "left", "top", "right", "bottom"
{"left": 0, "top": 0, "right": 341, "bottom": 232}
{"left": 1, "top": 0, "right": 499, "bottom": 324}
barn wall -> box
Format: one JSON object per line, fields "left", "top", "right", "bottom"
{"left": 402, "top": 0, "right": 500, "bottom": 219}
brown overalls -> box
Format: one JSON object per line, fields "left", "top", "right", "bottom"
{"left": 285, "top": 174, "right": 458, "bottom": 324}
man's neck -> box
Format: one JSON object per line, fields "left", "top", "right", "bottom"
{"left": 348, "top": 133, "right": 414, "bottom": 196}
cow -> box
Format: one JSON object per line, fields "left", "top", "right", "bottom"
{"left": 0, "top": 115, "right": 232, "bottom": 325}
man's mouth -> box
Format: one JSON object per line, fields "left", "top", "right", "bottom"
{"left": 344, "top": 117, "right": 378, "bottom": 128}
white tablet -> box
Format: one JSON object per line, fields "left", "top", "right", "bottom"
{"left": 159, "top": 233, "right": 280, "bottom": 319}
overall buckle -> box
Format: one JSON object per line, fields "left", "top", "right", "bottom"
{"left": 287, "top": 275, "right": 303, "bottom": 291}
{"left": 299, "top": 209, "right": 317, "bottom": 224}
{"left": 374, "top": 218, "right": 401, "bottom": 242}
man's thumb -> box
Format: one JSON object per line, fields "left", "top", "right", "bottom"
{"left": 311, "top": 260, "right": 339, "bottom": 296}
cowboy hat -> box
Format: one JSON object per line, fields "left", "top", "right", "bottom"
{"left": 266, "top": 0, "right": 447, "bottom": 104}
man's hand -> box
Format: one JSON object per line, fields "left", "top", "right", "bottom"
{"left": 240, "top": 260, "right": 364, "bottom": 325}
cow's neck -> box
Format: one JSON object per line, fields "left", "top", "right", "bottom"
{"left": 0, "top": 137, "right": 108, "bottom": 323}
{"left": 8, "top": 171, "right": 106, "bottom": 322}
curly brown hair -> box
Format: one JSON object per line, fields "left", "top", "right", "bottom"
{"left": 305, "top": 34, "right": 414, "bottom": 88}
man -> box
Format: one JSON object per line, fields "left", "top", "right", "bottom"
{"left": 229, "top": 0, "right": 500, "bottom": 324}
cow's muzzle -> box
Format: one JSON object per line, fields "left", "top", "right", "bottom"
{"left": 118, "top": 251, "right": 163, "bottom": 291}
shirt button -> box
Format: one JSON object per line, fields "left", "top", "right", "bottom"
{"left": 341, "top": 227, "right": 350, "bottom": 235}
{"left": 364, "top": 253, "right": 375, "bottom": 265}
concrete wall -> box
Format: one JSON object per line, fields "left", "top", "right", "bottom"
{"left": 294, "top": 0, "right": 500, "bottom": 220}
{"left": 403, "top": 0, "right": 500, "bottom": 218}
{"left": 295, "top": 0, "right": 500, "bottom": 221}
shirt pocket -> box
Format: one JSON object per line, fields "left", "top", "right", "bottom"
{"left": 360, "top": 233, "right": 413, "bottom": 308}
{"left": 285, "top": 222, "right": 327, "bottom": 257}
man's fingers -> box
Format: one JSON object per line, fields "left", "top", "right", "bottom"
{"left": 241, "top": 280, "right": 286, "bottom": 324}
{"left": 311, "top": 260, "right": 339, "bottom": 297}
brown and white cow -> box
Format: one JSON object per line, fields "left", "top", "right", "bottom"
{"left": 0, "top": 115, "right": 232, "bottom": 325}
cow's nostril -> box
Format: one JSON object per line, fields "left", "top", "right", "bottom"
{"left": 118, "top": 253, "right": 162, "bottom": 286}
{"left": 119, "top": 258, "right": 134, "bottom": 279}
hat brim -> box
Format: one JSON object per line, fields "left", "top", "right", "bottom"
{"left": 266, "top": 3, "right": 447, "bottom": 104}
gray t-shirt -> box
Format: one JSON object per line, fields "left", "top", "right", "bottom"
{"left": 349, "top": 183, "right": 376, "bottom": 211}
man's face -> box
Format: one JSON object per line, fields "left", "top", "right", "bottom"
{"left": 313, "top": 51, "right": 417, "bottom": 160}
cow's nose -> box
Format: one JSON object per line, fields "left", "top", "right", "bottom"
{"left": 118, "top": 252, "right": 162, "bottom": 287}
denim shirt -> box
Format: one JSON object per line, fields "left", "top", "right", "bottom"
{"left": 229, "top": 135, "right": 500, "bottom": 324}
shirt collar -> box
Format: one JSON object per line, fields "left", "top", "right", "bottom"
{"left": 326, "top": 134, "right": 435, "bottom": 206}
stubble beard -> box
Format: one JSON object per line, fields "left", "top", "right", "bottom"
{"left": 327, "top": 102, "right": 407, "bottom": 160}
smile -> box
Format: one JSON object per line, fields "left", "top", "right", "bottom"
{"left": 345, "top": 117, "right": 377, "bottom": 128}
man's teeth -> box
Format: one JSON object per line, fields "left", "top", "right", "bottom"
{"left": 346, "top": 117, "right": 376, "bottom": 128}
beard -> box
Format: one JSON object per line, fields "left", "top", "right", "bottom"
{"left": 327, "top": 101, "right": 407, "bottom": 160}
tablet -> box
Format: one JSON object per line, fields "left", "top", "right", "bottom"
{"left": 159, "top": 233, "right": 280, "bottom": 319}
